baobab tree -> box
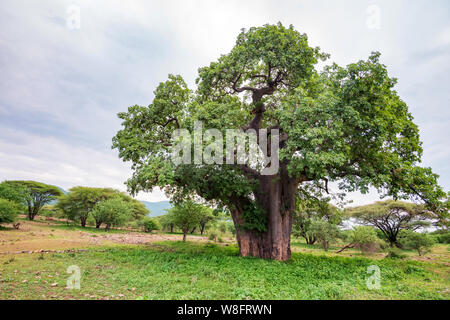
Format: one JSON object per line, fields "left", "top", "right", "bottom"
{"left": 113, "top": 23, "right": 445, "bottom": 261}
{"left": 346, "top": 200, "right": 436, "bottom": 247}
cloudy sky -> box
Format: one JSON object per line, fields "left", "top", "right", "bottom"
{"left": 0, "top": 0, "right": 449, "bottom": 204}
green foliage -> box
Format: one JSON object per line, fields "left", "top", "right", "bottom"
{"left": 385, "top": 248, "right": 407, "bottom": 260}
{"left": 0, "top": 199, "right": 21, "bottom": 224}
{"left": 0, "top": 181, "right": 27, "bottom": 206}
{"left": 91, "top": 198, "right": 133, "bottom": 231}
{"left": 306, "top": 219, "right": 341, "bottom": 251}
{"left": 139, "top": 217, "right": 161, "bottom": 233}
{"left": 168, "top": 200, "right": 207, "bottom": 240}
{"left": 398, "top": 230, "right": 435, "bottom": 256}
{"left": 432, "top": 232, "right": 450, "bottom": 244}
{"left": 113, "top": 23, "right": 445, "bottom": 243}
{"left": 39, "top": 205, "right": 64, "bottom": 218}
{"left": 293, "top": 195, "right": 342, "bottom": 244}
{"left": 208, "top": 231, "right": 218, "bottom": 242}
{"left": 158, "top": 213, "right": 176, "bottom": 232}
{"left": 57, "top": 186, "right": 146, "bottom": 228}
{"left": 348, "top": 226, "right": 382, "bottom": 255}
{"left": 2, "top": 180, "right": 62, "bottom": 220}
{"left": 57, "top": 187, "right": 103, "bottom": 227}
{"left": 4, "top": 242, "right": 446, "bottom": 300}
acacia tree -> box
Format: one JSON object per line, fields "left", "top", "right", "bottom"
{"left": 4, "top": 181, "right": 62, "bottom": 220}
{"left": 113, "top": 23, "right": 445, "bottom": 261}
{"left": 346, "top": 200, "right": 435, "bottom": 247}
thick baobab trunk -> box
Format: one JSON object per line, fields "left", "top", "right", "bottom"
{"left": 231, "top": 174, "right": 299, "bottom": 261}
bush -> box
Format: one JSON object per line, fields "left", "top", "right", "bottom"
{"left": 139, "top": 217, "right": 161, "bottom": 233}
{"left": 0, "top": 199, "right": 20, "bottom": 224}
{"left": 208, "top": 231, "right": 218, "bottom": 242}
{"left": 398, "top": 230, "right": 435, "bottom": 256}
{"left": 385, "top": 248, "right": 407, "bottom": 259}
{"left": 91, "top": 197, "right": 133, "bottom": 231}
{"left": 432, "top": 232, "right": 450, "bottom": 244}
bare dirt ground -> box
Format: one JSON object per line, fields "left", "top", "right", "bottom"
{"left": 0, "top": 219, "right": 213, "bottom": 254}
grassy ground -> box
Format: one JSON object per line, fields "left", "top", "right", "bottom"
{"left": 0, "top": 220, "right": 449, "bottom": 300}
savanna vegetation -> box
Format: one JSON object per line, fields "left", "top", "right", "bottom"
{"left": 1, "top": 24, "right": 449, "bottom": 300}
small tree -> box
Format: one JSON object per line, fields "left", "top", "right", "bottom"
{"left": 398, "top": 230, "right": 435, "bottom": 256}
{"left": 347, "top": 200, "right": 435, "bottom": 247}
{"left": 91, "top": 198, "right": 132, "bottom": 231}
{"left": 159, "top": 212, "right": 175, "bottom": 233}
{"left": 0, "top": 199, "right": 21, "bottom": 225}
{"left": 139, "top": 217, "right": 161, "bottom": 233}
{"left": 293, "top": 197, "right": 342, "bottom": 245}
{"left": 0, "top": 181, "right": 27, "bottom": 206}
{"left": 169, "top": 200, "right": 204, "bottom": 241}
{"left": 3, "top": 181, "right": 62, "bottom": 220}
{"left": 306, "top": 219, "right": 341, "bottom": 251}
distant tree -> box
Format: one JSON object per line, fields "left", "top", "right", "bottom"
{"left": 198, "top": 208, "right": 216, "bottom": 235}
{"left": 91, "top": 197, "right": 133, "bottom": 231}
{"left": 398, "top": 230, "right": 435, "bottom": 256}
{"left": 292, "top": 196, "right": 342, "bottom": 245}
{"left": 169, "top": 200, "right": 204, "bottom": 241}
{"left": 346, "top": 200, "right": 436, "bottom": 247}
{"left": 306, "top": 219, "right": 341, "bottom": 251}
{"left": 57, "top": 187, "right": 103, "bottom": 227}
{"left": 0, "top": 199, "right": 21, "bottom": 225}
{"left": 139, "top": 216, "right": 161, "bottom": 233}
{"left": 4, "top": 181, "right": 62, "bottom": 220}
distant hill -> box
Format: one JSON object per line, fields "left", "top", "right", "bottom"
{"left": 140, "top": 200, "right": 172, "bottom": 217}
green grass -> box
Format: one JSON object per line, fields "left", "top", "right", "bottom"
{"left": 0, "top": 241, "right": 448, "bottom": 300}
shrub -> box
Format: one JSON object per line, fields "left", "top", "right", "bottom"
{"left": 398, "top": 230, "right": 435, "bottom": 256}
{"left": 139, "top": 217, "right": 161, "bottom": 233}
{"left": 385, "top": 248, "right": 407, "bottom": 259}
{"left": 0, "top": 199, "right": 20, "bottom": 224}
{"left": 91, "top": 197, "right": 133, "bottom": 231}
{"left": 306, "top": 219, "right": 341, "bottom": 251}
{"left": 208, "top": 231, "right": 218, "bottom": 242}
